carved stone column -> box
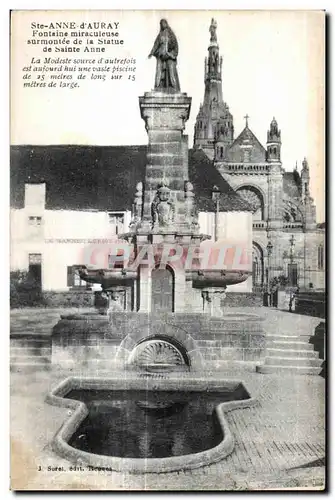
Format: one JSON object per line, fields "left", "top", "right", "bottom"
{"left": 138, "top": 91, "right": 192, "bottom": 233}
{"left": 202, "top": 287, "right": 226, "bottom": 316}
{"left": 138, "top": 266, "right": 152, "bottom": 312}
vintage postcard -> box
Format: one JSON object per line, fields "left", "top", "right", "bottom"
{"left": 10, "top": 9, "right": 325, "bottom": 491}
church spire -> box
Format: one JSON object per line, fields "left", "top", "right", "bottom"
{"left": 204, "top": 18, "right": 222, "bottom": 86}
{"left": 193, "top": 19, "right": 234, "bottom": 160}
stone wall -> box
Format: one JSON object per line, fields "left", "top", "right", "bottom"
{"left": 51, "top": 311, "right": 265, "bottom": 370}
{"left": 295, "top": 291, "right": 325, "bottom": 318}
{"left": 224, "top": 292, "right": 263, "bottom": 307}
{"left": 11, "top": 290, "right": 94, "bottom": 309}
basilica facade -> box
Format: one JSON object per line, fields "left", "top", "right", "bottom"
{"left": 193, "top": 20, "right": 325, "bottom": 291}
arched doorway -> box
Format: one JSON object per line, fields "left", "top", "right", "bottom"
{"left": 236, "top": 186, "right": 265, "bottom": 221}
{"left": 252, "top": 243, "right": 264, "bottom": 290}
{"left": 151, "top": 266, "right": 174, "bottom": 312}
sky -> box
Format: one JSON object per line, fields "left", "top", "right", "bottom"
{"left": 11, "top": 10, "right": 325, "bottom": 221}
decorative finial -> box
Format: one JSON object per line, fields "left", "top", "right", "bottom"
{"left": 302, "top": 157, "right": 308, "bottom": 170}
{"left": 244, "top": 114, "right": 249, "bottom": 128}
{"left": 209, "top": 18, "right": 217, "bottom": 43}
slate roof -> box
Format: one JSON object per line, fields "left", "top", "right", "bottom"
{"left": 10, "top": 145, "right": 253, "bottom": 213}
{"left": 225, "top": 126, "right": 267, "bottom": 163}
{"left": 188, "top": 148, "right": 253, "bottom": 212}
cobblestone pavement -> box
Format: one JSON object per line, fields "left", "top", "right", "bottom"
{"left": 10, "top": 366, "right": 325, "bottom": 491}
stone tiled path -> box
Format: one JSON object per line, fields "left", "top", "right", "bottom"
{"left": 10, "top": 306, "right": 323, "bottom": 339}
{"left": 223, "top": 374, "right": 325, "bottom": 473}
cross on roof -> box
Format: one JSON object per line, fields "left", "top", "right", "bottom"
{"left": 244, "top": 114, "right": 250, "bottom": 128}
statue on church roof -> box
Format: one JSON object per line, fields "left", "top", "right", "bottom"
{"left": 148, "top": 19, "right": 180, "bottom": 92}
{"left": 270, "top": 117, "right": 279, "bottom": 136}
{"left": 209, "top": 18, "right": 218, "bottom": 43}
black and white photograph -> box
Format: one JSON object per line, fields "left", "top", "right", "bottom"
{"left": 9, "top": 9, "right": 325, "bottom": 491}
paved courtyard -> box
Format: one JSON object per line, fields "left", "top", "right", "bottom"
{"left": 10, "top": 305, "right": 323, "bottom": 339}
{"left": 10, "top": 306, "right": 325, "bottom": 491}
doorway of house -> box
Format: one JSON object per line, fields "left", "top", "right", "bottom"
{"left": 28, "top": 253, "right": 42, "bottom": 288}
{"left": 151, "top": 266, "right": 174, "bottom": 312}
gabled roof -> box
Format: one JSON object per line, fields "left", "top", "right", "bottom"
{"left": 10, "top": 145, "right": 253, "bottom": 213}
{"left": 188, "top": 148, "right": 253, "bottom": 212}
{"left": 225, "top": 126, "right": 266, "bottom": 163}
{"left": 10, "top": 145, "right": 147, "bottom": 212}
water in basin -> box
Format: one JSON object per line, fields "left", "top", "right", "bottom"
{"left": 66, "top": 386, "right": 249, "bottom": 459}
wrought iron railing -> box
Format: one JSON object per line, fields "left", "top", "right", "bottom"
{"left": 283, "top": 222, "right": 303, "bottom": 229}
{"left": 253, "top": 221, "right": 266, "bottom": 229}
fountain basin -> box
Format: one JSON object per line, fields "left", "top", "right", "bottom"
{"left": 46, "top": 376, "right": 257, "bottom": 474}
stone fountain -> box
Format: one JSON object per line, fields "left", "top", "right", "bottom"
{"left": 51, "top": 19, "right": 264, "bottom": 373}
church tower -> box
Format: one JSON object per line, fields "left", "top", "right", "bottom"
{"left": 300, "top": 157, "right": 317, "bottom": 230}
{"left": 193, "top": 18, "right": 234, "bottom": 160}
{"left": 266, "top": 117, "right": 281, "bottom": 162}
{"left": 301, "top": 157, "right": 310, "bottom": 203}
{"left": 266, "top": 117, "right": 283, "bottom": 232}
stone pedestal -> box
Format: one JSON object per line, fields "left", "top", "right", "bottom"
{"left": 138, "top": 91, "right": 193, "bottom": 233}
{"left": 202, "top": 287, "right": 227, "bottom": 316}
{"left": 130, "top": 90, "right": 206, "bottom": 313}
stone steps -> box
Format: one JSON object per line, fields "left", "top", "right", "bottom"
{"left": 268, "top": 340, "right": 314, "bottom": 350}
{"left": 10, "top": 362, "right": 51, "bottom": 373}
{"left": 256, "top": 365, "right": 322, "bottom": 375}
{"left": 10, "top": 354, "right": 51, "bottom": 364}
{"left": 266, "top": 334, "right": 303, "bottom": 341}
{"left": 11, "top": 337, "right": 51, "bottom": 348}
{"left": 257, "top": 333, "right": 322, "bottom": 376}
{"left": 196, "top": 340, "right": 222, "bottom": 348}
{"left": 10, "top": 346, "right": 52, "bottom": 356}
{"left": 10, "top": 336, "right": 52, "bottom": 372}
{"left": 264, "top": 356, "right": 323, "bottom": 367}
{"left": 266, "top": 348, "right": 319, "bottom": 359}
